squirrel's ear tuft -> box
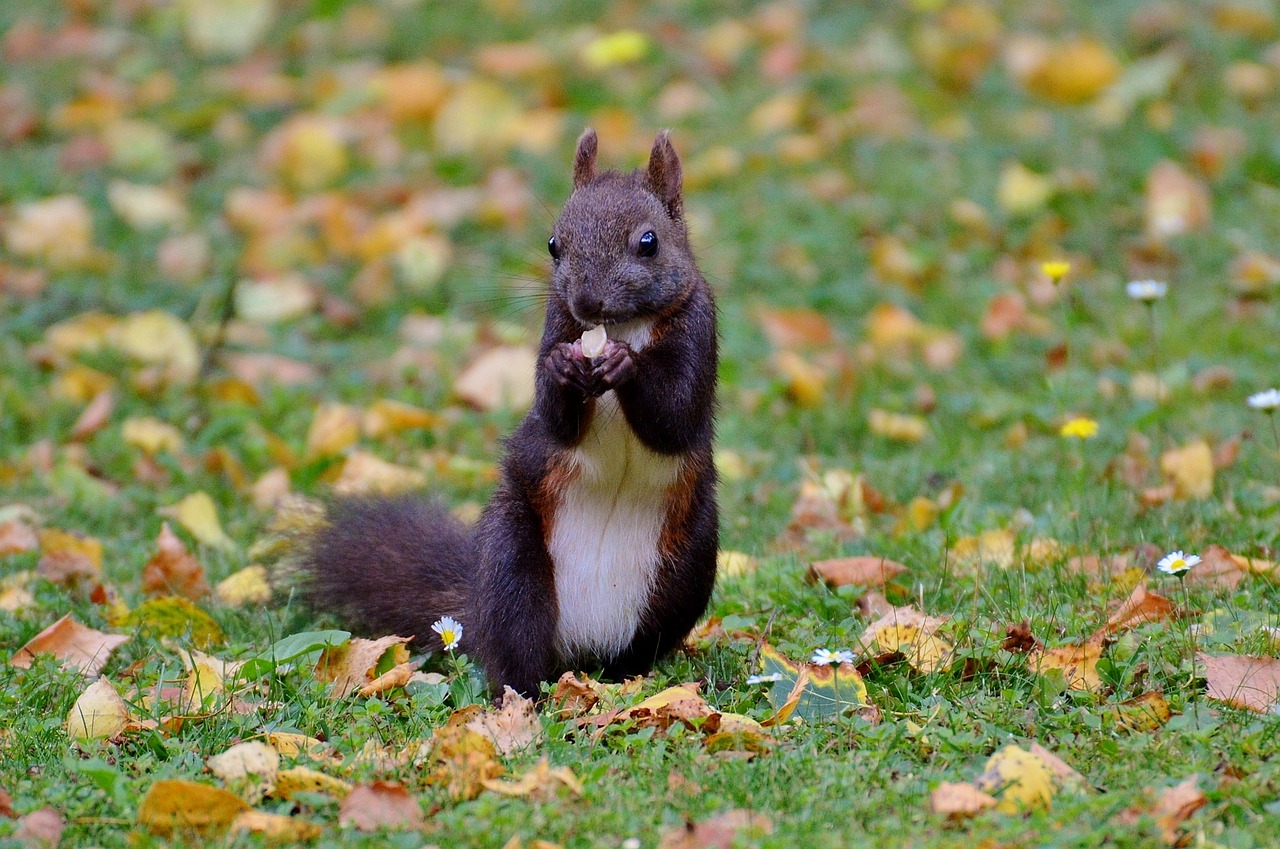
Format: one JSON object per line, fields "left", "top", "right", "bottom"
{"left": 573, "top": 128, "right": 598, "bottom": 188}
{"left": 646, "top": 130, "right": 683, "bottom": 219}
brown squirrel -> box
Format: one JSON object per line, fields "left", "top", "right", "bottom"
{"left": 303, "top": 129, "right": 719, "bottom": 697}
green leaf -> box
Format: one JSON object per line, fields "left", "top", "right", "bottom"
{"left": 759, "top": 643, "right": 868, "bottom": 722}
{"left": 240, "top": 629, "right": 351, "bottom": 680}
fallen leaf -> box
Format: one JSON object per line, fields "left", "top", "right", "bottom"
{"left": 1198, "top": 653, "right": 1280, "bottom": 712}
{"left": 481, "top": 758, "right": 583, "bottom": 800}
{"left": 948, "top": 528, "right": 1015, "bottom": 571}
{"left": 0, "top": 518, "right": 39, "bottom": 555}
{"left": 1188, "top": 544, "right": 1245, "bottom": 590}
{"left": 465, "top": 686, "right": 541, "bottom": 755}
{"left": 357, "top": 662, "right": 417, "bottom": 697}
{"left": 552, "top": 671, "right": 603, "bottom": 718}
{"left": 11, "top": 614, "right": 129, "bottom": 676}
{"left": 1031, "top": 640, "right": 1103, "bottom": 692}
{"left": 997, "top": 161, "right": 1054, "bottom": 215}
{"left": 1103, "top": 691, "right": 1172, "bottom": 732}
{"left": 757, "top": 644, "right": 869, "bottom": 723}
{"left": 315, "top": 635, "right": 411, "bottom": 698}
{"left": 454, "top": 346, "right": 537, "bottom": 411}
{"left": 141, "top": 523, "right": 210, "bottom": 599}
{"left": 137, "top": 779, "right": 249, "bottom": 834}
{"left": 229, "top": 811, "right": 322, "bottom": 842}
{"left": 1159, "top": 440, "right": 1214, "bottom": 500}
{"left": 362, "top": 399, "right": 439, "bottom": 439}
{"left": 868, "top": 408, "right": 928, "bottom": 442}
{"left": 808, "top": 555, "right": 907, "bottom": 588}
{"left": 65, "top": 677, "right": 131, "bottom": 741}
{"left": 1023, "top": 38, "right": 1121, "bottom": 104}
{"left": 305, "top": 403, "right": 361, "bottom": 460}
{"left": 36, "top": 528, "right": 102, "bottom": 587}
{"left": 108, "top": 310, "right": 200, "bottom": 383}
{"left": 3, "top": 195, "right": 95, "bottom": 269}
{"left": 13, "top": 808, "right": 64, "bottom": 848}
{"left": 755, "top": 306, "right": 835, "bottom": 349}
{"left": 274, "top": 766, "right": 351, "bottom": 800}
{"left": 121, "top": 417, "right": 184, "bottom": 455}
{"left": 716, "top": 550, "right": 758, "bottom": 577}
{"left": 973, "top": 744, "right": 1055, "bottom": 813}
{"left": 263, "top": 732, "right": 328, "bottom": 760}
{"left": 1145, "top": 160, "right": 1212, "bottom": 242}
{"left": 775, "top": 351, "right": 827, "bottom": 407}
{"left": 1002, "top": 621, "right": 1041, "bottom": 654}
{"left": 70, "top": 391, "right": 114, "bottom": 441}
{"left": 124, "top": 597, "right": 224, "bottom": 648}
{"left": 422, "top": 725, "right": 504, "bottom": 801}
{"left": 1119, "top": 775, "right": 1207, "bottom": 845}
{"left": 235, "top": 275, "right": 318, "bottom": 323}
{"left": 872, "top": 623, "right": 956, "bottom": 674}
{"left": 591, "top": 683, "right": 722, "bottom": 734}
{"left": 159, "top": 492, "right": 235, "bottom": 550}
{"left": 1095, "top": 582, "right": 1177, "bottom": 639}
{"left": 657, "top": 809, "right": 773, "bottom": 849}
{"left": 206, "top": 741, "right": 279, "bottom": 802}
{"left": 332, "top": 451, "right": 428, "bottom": 495}
{"left": 930, "top": 782, "right": 997, "bottom": 818}
{"left": 215, "top": 565, "right": 272, "bottom": 607}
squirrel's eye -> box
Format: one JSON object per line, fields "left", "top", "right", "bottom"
{"left": 548, "top": 236, "right": 560, "bottom": 260}
{"left": 637, "top": 230, "right": 658, "bottom": 258}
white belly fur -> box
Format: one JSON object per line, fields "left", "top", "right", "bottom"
{"left": 548, "top": 320, "right": 682, "bottom": 658}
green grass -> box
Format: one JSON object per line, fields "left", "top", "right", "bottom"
{"left": 3, "top": 0, "right": 1280, "bottom": 846}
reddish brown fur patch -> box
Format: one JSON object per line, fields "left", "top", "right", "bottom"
{"left": 658, "top": 450, "right": 707, "bottom": 559}
{"left": 534, "top": 453, "right": 581, "bottom": 545}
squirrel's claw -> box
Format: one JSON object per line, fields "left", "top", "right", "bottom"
{"left": 546, "top": 342, "right": 595, "bottom": 395}
{"left": 593, "top": 340, "right": 636, "bottom": 392}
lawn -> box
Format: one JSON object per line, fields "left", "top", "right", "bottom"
{"left": 2, "top": 0, "right": 1279, "bottom": 846}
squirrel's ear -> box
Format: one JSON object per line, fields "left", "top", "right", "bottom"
{"left": 646, "top": 130, "right": 683, "bottom": 220}
{"left": 573, "top": 128, "right": 598, "bottom": 188}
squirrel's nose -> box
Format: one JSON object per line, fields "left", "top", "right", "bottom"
{"left": 572, "top": 290, "right": 605, "bottom": 321}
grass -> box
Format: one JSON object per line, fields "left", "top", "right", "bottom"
{"left": 2, "top": 0, "right": 1280, "bottom": 846}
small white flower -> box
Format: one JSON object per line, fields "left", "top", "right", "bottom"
{"left": 1247, "top": 388, "right": 1280, "bottom": 411}
{"left": 1126, "top": 279, "right": 1168, "bottom": 302}
{"left": 810, "top": 648, "right": 855, "bottom": 666}
{"left": 1157, "top": 550, "right": 1201, "bottom": 577}
{"left": 745, "top": 673, "right": 784, "bottom": 685}
{"left": 431, "top": 615, "right": 463, "bottom": 651}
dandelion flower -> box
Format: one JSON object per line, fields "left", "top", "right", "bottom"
{"left": 431, "top": 615, "right": 463, "bottom": 651}
{"left": 1157, "top": 550, "right": 1201, "bottom": 577}
{"left": 745, "top": 673, "right": 784, "bottom": 685}
{"left": 1247, "top": 388, "right": 1280, "bottom": 411}
{"left": 811, "top": 648, "right": 855, "bottom": 666}
{"left": 1059, "top": 417, "right": 1099, "bottom": 439}
{"left": 1042, "top": 261, "right": 1071, "bottom": 283}
{"left": 1126, "top": 279, "right": 1167, "bottom": 302}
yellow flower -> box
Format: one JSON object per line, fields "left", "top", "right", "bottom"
{"left": 1041, "top": 261, "right": 1071, "bottom": 284}
{"left": 1059, "top": 417, "right": 1098, "bottom": 439}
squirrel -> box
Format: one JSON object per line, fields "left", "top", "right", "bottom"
{"left": 302, "top": 129, "right": 719, "bottom": 697}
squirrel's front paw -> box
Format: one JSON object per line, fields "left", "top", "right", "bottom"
{"left": 546, "top": 341, "right": 595, "bottom": 395}
{"left": 593, "top": 341, "right": 636, "bottom": 392}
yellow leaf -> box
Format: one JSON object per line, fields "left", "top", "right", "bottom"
{"left": 1102, "top": 691, "right": 1172, "bottom": 732}
{"left": 581, "top": 30, "right": 649, "bottom": 70}
{"left": 234, "top": 275, "right": 318, "bottom": 323}
{"left": 215, "top": 566, "right": 272, "bottom": 607}
{"left": 264, "top": 732, "right": 328, "bottom": 760}
{"left": 875, "top": 623, "right": 955, "bottom": 674}
{"left": 775, "top": 350, "right": 826, "bottom": 407}
{"left": 1024, "top": 39, "right": 1121, "bottom": 104}
{"left": 973, "top": 745, "right": 1055, "bottom": 813}
{"left": 159, "top": 492, "right": 235, "bottom": 550}
{"left": 868, "top": 409, "right": 928, "bottom": 442}
{"left": 717, "top": 550, "right": 758, "bottom": 578}
{"left": 207, "top": 741, "right": 278, "bottom": 803}
{"left": 65, "top": 677, "right": 131, "bottom": 741}
{"left": 454, "top": 346, "right": 538, "bottom": 411}
{"left": 274, "top": 766, "right": 351, "bottom": 799}
{"left": 1032, "top": 640, "right": 1103, "bottom": 692}
{"left": 108, "top": 310, "right": 200, "bottom": 383}
{"left": 1160, "top": 440, "right": 1214, "bottom": 500}
{"left": 137, "top": 779, "right": 249, "bottom": 834}
{"left": 122, "top": 417, "right": 184, "bottom": 455}
{"left": 229, "top": 811, "right": 322, "bottom": 842}
{"left": 332, "top": 451, "right": 427, "bottom": 496}
{"left": 949, "top": 528, "right": 1015, "bottom": 571}
{"left": 306, "top": 403, "right": 361, "bottom": 459}
{"left": 315, "top": 635, "right": 412, "bottom": 698}
{"left": 362, "top": 399, "right": 439, "bottom": 439}
{"left": 481, "top": 758, "right": 583, "bottom": 800}
{"left": 2, "top": 195, "right": 95, "bottom": 269}
{"left": 997, "top": 162, "right": 1054, "bottom": 216}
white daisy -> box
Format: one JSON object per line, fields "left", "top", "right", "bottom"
{"left": 1156, "top": 550, "right": 1201, "bottom": 577}
{"left": 1247, "top": 388, "right": 1280, "bottom": 411}
{"left": 1126, "top": 279, "right": 1168, "bottom": 302}
{"left": 810, "top": 648, "right": 855, "bottom": 666}
{"left": 431, "top": 615, "right": 463, "bottom": 651}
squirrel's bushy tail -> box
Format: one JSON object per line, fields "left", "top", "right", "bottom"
{"left": 301, "top": 496, "right": 477, "bottom": 649}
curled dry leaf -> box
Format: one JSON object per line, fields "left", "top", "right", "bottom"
{"left": 1002, "top": 621, "right": 1041, "bottom": 654}
{"left": 142, "top": 523, "right": 210, "bottom": 599}
{"left": 338, "top": 781, "right": 424, "bottom": 832}
{"left": 315, "top": 634, "right": 412, "bottom": 698}
{"left": 136, "top": 779, "right": 249, "bottom": 835}
{"left": 552, "top": 671, "right": 602, "bottom": 718}
{"left": 1198, "top": 652, "right": 1280, "bottom": 712}
{"left": 657, "top": 809, "right": 773, "bottom": 849}
{"left": 930, "top": 781, "right": 997, "bottom": 818}
{"left": 11, "top": 614, "right": 129, "bottom": 677}
{"left": 422, "top": 724, "right": 504, "bottom": 802}
{"left": 65, "top": 677, "right": 131, "bottom": 741}
{"left": 465, "top": 686, "right": 541, "bottom": 755}
{"left": 481, "top": 757, "right": 583, "bottom": 800}
{"left": 808, "top": 555, "right": 907, "bottom": 588}
{"left": 357, "top": 662, "right": 417, "bottom": 697}
{"left": 263, "top": 731, "right": 329, "bottom": 761}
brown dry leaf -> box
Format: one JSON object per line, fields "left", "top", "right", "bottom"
{"left": 141, "top": 523, "right": 210, "bottom": 599}
{"left": 1095, "top": 582, "right": 1177, "bottom": 639}
{"left": 552, "top": 671, "right": 603, "bottom": 718}
{"left": 1198, "top": 653, "right": 1280, "bottom": 712}
{"left": 229, "top": 811, "right": 322, "bottom": 842}
{"left": 658, "top": 809, "right": 773, "bottom": 849}
{"left": 755, "top": 306, "right": 834, "bottom": 349}
{"left": 332, "top": 450, "right": 428, "bottom": 496}
{"left": 454, "top": 346, "right": 537, "bottom": 411}
{"left": 1002, "top": 621, "right": 1041, "bottom": 654}
{"left": 930, "top": 782, "right": 997, "bottom": 818}
{"left": 362, "top": 399, "right": 439, "bottom": 439}
{"left": 465, "top": 686, "right": 541, "bottom": 755}
{"left": 1031, "top": 640, "right": 1103, "bottom": 692}
{"left": 808, "top": 555, "right": 907, "bottom": 588}
{"left": 600, "top": 683, "right": 720, "bottom": 734}
{"left": 1119, "top": 776, "right": 1207, "bottom": 845}
{"left": 1188, "top": 545, "right": 1246, "bottom": 590}
{"left": 776, "top": 475, "right": 864, "bottom": 549}
{"left": 65, "top": 676, "right": 131, "bottom": 741}
{"left": 36, "top": 528, "right": 102, "bottom": 587}
{"left": 1145, "top": 160, "right": 1212, "bottom": 242}
{"left": 13, "top": 808, "right": 64, "bottom": 849}
{"left": 315, "top": 635, "right": 412, "bottom": 698}
{"left": 11, "top": 614, "right": 129, "bottom": 676}
{"left": 1159, "top": 440, "right": 1214, "bottom": 500}
{"left": 70, "top": 391, "right": 114, "bottom": 441}
{"left": 481, "top": 757, "right": 583, "bottom": 801}
{"left": 136, "top": 780, "right": 249, "bottom": 834}
{"left": 338, "top": 781, "right": 424, "bottom": 832}
{"left": 158, "top": 492, "right": 235, "bottom": 550}
{"left": 356, "top": 662, "right": 417, "bottom": 698}
{"left": 0, "top": 518, "right": 39, "bottom": 556}
{"left": 422, "top": 725, "right": 505, "bottom": 802}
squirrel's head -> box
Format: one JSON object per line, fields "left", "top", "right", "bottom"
{"left": 548, "top": 128, "right": 698, "bottom": 328}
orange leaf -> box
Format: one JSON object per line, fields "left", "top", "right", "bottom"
{"left": 808, "top": 556, "right": 907, "bottom": 588}
{"left": 338, "top": 782, "right": 424, "bottom": 832}
{"left": 10, "top": 614, "right": 128, "bottom": 677}
{"left": 1198, "top": 653, "right": 1280, "bottom": 712}
{"left": 141, "top": 523, "right": 209, "bottom": 599}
